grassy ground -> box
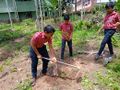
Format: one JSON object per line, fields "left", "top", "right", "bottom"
{"left": 0, "top": 17, "right": 120, "bottom": 90}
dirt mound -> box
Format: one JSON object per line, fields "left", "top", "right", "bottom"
{"left": 0, "top": 45, "right": 108, "bottom": 90}
{"left": 32, "top": 51, "right": 104, "bottom": 90}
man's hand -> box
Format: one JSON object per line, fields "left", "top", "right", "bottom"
{"left": 63, "top": 32, "right": 69, "bottom": 36}
{"left": 51, "top": 57, "right": 57, "bottom": 63}
{"left": 63, "top": 32, "right": 70, "bottom": 40}
{"left": 115, "top": 22, "right": 120, "bottom": 27}
{"left": 115, "top": 22, "right": 120, "bottom": 29}
{"left": 37, "top": 55, "right": 42, "bottom": 59}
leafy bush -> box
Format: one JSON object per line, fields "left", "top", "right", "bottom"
{"left": 74, "top": 20, "right": 83, "bottom": 31}
{"left": 115, "top": 0, "right": 120, "bottom": 12}
{"left": 0, "top": 30, "right": 23, "bottom": 42}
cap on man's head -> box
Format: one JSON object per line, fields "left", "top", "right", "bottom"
{"left": 105, "top": 2, "right": 115, "bottom": 9}
{"left": 64, "top": 14, "right": 70, "bottom": 20}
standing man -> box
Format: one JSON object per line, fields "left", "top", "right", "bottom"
{"left": 60, "top": 15, "right": 73, "bottom": 60}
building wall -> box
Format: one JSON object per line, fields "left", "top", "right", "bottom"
{"left": 0, "top": 13, "right": 9, "bottom": 22}
{"left": 0, "top": 12, "right": 19, "bottom": 22}
{"left": 16, "top": 1, "right": 36, "bottom": 12}
{"left": 0, "top": 0, "right": 36, "bottom": 22}
{"left": 18, "top": 11, "right": 36, "bottom": 20}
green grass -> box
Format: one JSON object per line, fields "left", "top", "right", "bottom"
{"left": 112, "top": 34, "right": 120, "bottom": 47}
{"left": 107, "top": 59, "right": 120, "bottom": 74}
{"left": 0, "top": 18, "right": 120, "bottom": 90}
{"left": 0, "top": 23, "right": 11, "bottom": 31}
{"left": 81, "top": 75, "right": 95, "bottom": 90}
{"left": 81, "top": 58, "right": 120, "bottom": 90}
{"left": 53, "top": 30, "right": 61, "bottom": 47}
{"left": 14, "top": 79, "right": 32, "bottom": 90}
{"left": 0, "top": 18, "right": 98, "bottom": 49}
{"left": 3, "top": 57, "right": 12, "bottom": 66}
{"left": 0, "top": 30, "right": 23, "bottom": 42}
{"left": 0, "top": 65, "right": 4, "bottom": 72}
{"left": 0, "top": 58, "right": 13, "bottom": 73}
{"left": 96, "top": 70, "right": 120, "bottom": 90}
{"left": 93, "top": 57, "right": 120, "bottom": 90}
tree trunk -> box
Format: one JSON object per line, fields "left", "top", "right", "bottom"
{"left": 38, "top": 0, "right": 44, "bottom": 31}
{"left": 75, "top": 0, "right": 77, "bottom": 12}
{"left": 13, "top": 0, "right": 19, "bottom": 22}
{"left": 5, "top": 0, "right": 13, "bottom": 27}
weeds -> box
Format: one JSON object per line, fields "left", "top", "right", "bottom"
{"left": 81, "top": 75, "right": 95, "bottom": 90}
{"left": 14, "top": 79, "right": 32, "bottom": 90}
{"left": 0, "top": 65, "right": 4, "bottom": 72}
{"left": 0, "top": 18, "right": 120, "bottom": 90}
{"left": 96, "top": 70, "right": 120, "bottom": 90}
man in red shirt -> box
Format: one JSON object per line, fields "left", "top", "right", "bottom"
{"left": 30, "top": 25, "right": 57, "bottom": 85}
{"left": 60, "top": 15, "right": 73, "bottom": 60}
{"left": 95, "top": 2, "right": 120, "bottom": 62}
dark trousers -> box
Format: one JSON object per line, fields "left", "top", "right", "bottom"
{"left": 30, "top": 45, "right": 49, "bottom": 78}
{"left": 98, "top": 29, "right": 116, "bottom": 56}
{"left": 61, "top": 39, "right": 73, "bottom": 59}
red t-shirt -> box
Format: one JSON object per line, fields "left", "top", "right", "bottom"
{"left": 103, "top": 11, "right": 120, "bottom": 30}
{"left": 31, "top": 32, "right": 52, "bottom": 48}
{"left": 60, "top": 22, "right": 73, "bottom": 40}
